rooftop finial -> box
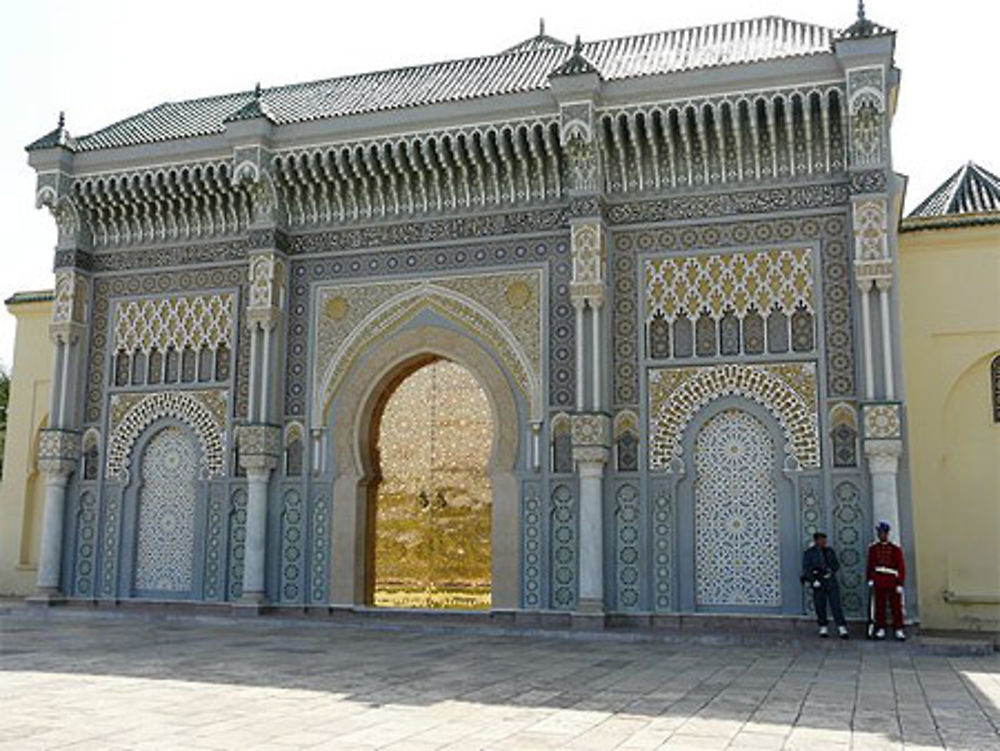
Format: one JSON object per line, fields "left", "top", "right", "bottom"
{"left": 573, "top": 34, "right": 582, "bottom": 54}
{"left": 857, "top": 0, "right": 866, "bottom": 21}
{"left": 539, "top": 18, "right": 545, "bottom": 36}
{"left": 254, "top": 82, "right": 262, "bottom": 99}
{"left": 58, "top": 110, "right": 65, "bottom": 129}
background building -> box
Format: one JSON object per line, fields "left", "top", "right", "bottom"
{"left": 0, "top": 291, "right": 53, "bottom": 595}
{"left": 900, "top": 162, "right": 1000, "bottom": 632}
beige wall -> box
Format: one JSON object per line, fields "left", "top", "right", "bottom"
{"left": 0, "top": 296, "right": 53, "bottom": 596}
{"left": 901, "top": 222, "right": 1000, "bottom": 632}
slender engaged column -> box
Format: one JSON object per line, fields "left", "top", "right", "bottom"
{"left": 36, "top": 473, "right": 70, "bottom": 592}
{"left": 591, "top": 301, "right": 601, "bottom": 411}
{"left": 878, "top": 286, "right": 894, "bottom": 400}
{"left": 577, "top": 459, "right": 605, "bottom": 611}
{"left": 859, "top": 287, "right": 875, "bottom": 400}
{"left": 574, "top": 301, "right": 585, "bottom": 411}
{"left": 58, "top": 339, "right": 71, "bottom": 426}
{"left": 248, "top": 325, "right": 260, "bottom": 422}
{"left": 48, "top": 340, "right": 64, "bottom": 422}
{"left": 261, "top": 326, "right": 272, "bottom": 412}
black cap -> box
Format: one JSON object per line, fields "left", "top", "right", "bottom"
{"left": 813, "top": 532, "right": 827, "bottom": 541}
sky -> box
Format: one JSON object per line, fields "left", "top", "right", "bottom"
{"left": 0, "top": 0, "right": 997, "bottom": 368}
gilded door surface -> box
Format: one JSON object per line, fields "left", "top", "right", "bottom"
{"left": 373, "top": 360, "right": 493, "bottom": 608}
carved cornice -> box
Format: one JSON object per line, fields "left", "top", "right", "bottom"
{"left": 68, "top": 179, "right": 855, "bottom": 273}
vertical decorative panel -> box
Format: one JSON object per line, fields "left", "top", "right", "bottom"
{"left": 310, "top": 494, "right": 329, "bottom": 604}
{"left": 522, "top": 481, "right": 543, "bottom": 609}
{"left": 650, "top": 480, "right": 674, "bottom": 611}
{"left": 204, "top": 489, "right": 225, "bottom": 600}
{"left": 549, "top": 482, "right": 577, "bottom": 610}
{"left": 100, "top": 489, "right": 122, "bottom": 598}
{"left": 73, "top": 491, "right": 98, "bottom": 597}
{"left": 832, "top": 479, "right": 865, "bottom": 616}
{"left": 227, "top": 488, "right": 247, "bottom": 601}
{"left": 280, "top": 489, "right": 304, "bottom": 603}
{"left": 614, "top": 483, "right": 642, "bottom": 611}
{"left": 798, "top": 475, "right": 823, "bottom": 615}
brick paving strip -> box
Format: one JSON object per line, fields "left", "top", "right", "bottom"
{"left": 2, "top": 609, "right": 999, "bottom": 750}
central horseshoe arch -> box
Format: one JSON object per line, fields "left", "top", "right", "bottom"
{"left": 326, "top": 325, "right": 522, "bottom": 611}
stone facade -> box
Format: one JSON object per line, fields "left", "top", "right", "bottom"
{"left": 21, "top": 14, "right": 913, "bottom": 617}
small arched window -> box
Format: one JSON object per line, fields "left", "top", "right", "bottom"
{"left": 81, "top": 429, "right": 100, "bottom": 481}
{"left": 551, "top": 413, "right": 573, "bottom": 474}
{"left": 284, "top": 423, "right": 304, "bottom": 477}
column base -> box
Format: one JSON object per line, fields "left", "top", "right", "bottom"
{"left": 26, "top": 588, "right": 66, "bottom": 607}
{"left": 231, "top": 593, "right": 269, "bottom": 616}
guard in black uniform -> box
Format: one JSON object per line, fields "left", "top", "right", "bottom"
{"left": 801, "top": 532, "right": 849, "bottom": 638}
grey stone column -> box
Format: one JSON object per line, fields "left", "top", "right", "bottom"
{"left": 862, "top": 406, "right": 904, "bottom": 543}
{"left": 32, "top": 429, "right": 79, "bottom": 599}
{"left": 237, "top": 425, "right": 281, "bottom": 607}
{"left": 572, "top": 414, "right": 610, "bottom": 616}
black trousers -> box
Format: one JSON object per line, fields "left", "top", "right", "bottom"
{"left": 812, "top": 581, "right": 846, "bottom": 626}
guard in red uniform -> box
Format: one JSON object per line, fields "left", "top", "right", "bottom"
{"left": 866, "top": 521, "right": 906, "bottom": 641}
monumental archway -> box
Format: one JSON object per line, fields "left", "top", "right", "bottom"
{"left": 325, "top": 326, "right": 522, "bottom": 611}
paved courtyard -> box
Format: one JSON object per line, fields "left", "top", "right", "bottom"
{"left": 2, "top": 611, "right": 1000, "bottom": 750}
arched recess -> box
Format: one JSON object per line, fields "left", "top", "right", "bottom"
{"left": 326, "top": 325, "right": 522, "bottom": 610}
{"left": 673, "top": 396, "right": 801, "bottom": 614}
{"left": 19, "top": 414, "right": 48, "bottom": 567}
{"left": 649, "top": 363, "right": 819, "bottom": 472}
{"left": 106, "top": 391, "right": 226, "bottom": 484}
{"left": 120, "top": 420, "right": 204, "bottom": 599}
{"left": 941, "top": 352, "right": 1000, "bottom": 596}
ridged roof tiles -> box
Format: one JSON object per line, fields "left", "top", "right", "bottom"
{"left": 909, "top": 162, "right": 1000, "bottom": 218}
{"left": 28, "top": 16, "right": 839, "bottom": 153}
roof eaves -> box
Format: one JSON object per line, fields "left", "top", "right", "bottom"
{"left": 900, "top": 212, "right": 1000, "bottom": 233}
{"left": 4, "top": 289, "right": 55, "bottom": 306}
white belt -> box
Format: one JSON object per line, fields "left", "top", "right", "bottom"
{"left": 875, "top": 566, "right": 898, "bottom": 576}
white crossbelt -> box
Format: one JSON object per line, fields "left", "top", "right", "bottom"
{"left": 874, "top": 566, "right": 899, "bottom": 576}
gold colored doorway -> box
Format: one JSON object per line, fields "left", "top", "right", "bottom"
{"left": 371, "top": 358, "right": 493, "bottom": 609}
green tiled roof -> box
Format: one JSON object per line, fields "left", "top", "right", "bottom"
{"left": 28, "top": 17, "right": 837, "bottom": 153}
{"left": 4, "top": 290, "right": 54, "bottom": 306}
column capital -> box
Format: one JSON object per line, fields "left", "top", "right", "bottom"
{"left": 37, "top": 428, "right": 79, "bottom": 477}
{"left": 237, "top": 423, "right": 281, "bottom": 474}
{"left": 864, "top": 438, "right": 903, "bottom": 474}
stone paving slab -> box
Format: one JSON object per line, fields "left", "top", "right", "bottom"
{"left": 2, "top": 610, "right": 1000, "bottom": 750}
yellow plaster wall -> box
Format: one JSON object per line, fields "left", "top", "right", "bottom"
{"left": 900, "top": 223, "right": 1000, "bottom": 632}
{"left": 0, "top": 297, "right": 53, "bottom": 596}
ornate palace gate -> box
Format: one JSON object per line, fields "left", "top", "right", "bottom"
{"left": 25, "top": 12, "right": 911, "bottom": 621}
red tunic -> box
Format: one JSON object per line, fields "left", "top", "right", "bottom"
{"left": 866, "top": 540, "right": 906, "bottom": 589}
